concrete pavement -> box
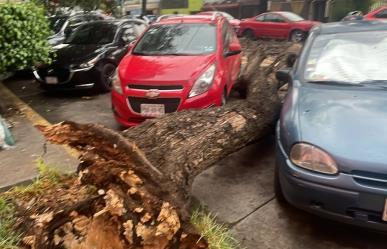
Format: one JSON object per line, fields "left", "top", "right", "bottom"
{"left": 193, "top": 140, "right": 386, "bottom": 249}
{"left": 2, "top": 75, "right": 386, "bottom": 248}
{"left": 0, "top": 80, "right": 78, "bottom": 191}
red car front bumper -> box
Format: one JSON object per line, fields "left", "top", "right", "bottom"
{"left": 111, "top": 82, "right": 223, "bottom": 127}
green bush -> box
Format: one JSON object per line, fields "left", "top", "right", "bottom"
{"left": 0, "top": 3, "right": 52, "bottom": 74}
{"left": 331, "top": 0, "right": 377, "bottom": 21}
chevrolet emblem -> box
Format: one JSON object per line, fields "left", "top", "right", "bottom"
{"left": 145, "top": 89, "right": 160, "bottom": 99}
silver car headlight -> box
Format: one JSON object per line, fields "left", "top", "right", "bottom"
{"left": 290, "top": 143, "right": 338, "bottom": 175}
{"left": 189, "top": 64, "right": 216, "bottom": 98}
{"left": 111, "top": 69, "right": 123, "bottom": 94}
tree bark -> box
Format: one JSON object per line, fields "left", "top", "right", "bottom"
{"left": 17, "top": 40, "right": 300, "bottom": 249}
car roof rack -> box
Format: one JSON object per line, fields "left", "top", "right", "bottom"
{"left": 156, "top": 14, "right": 186, "bottom": 22}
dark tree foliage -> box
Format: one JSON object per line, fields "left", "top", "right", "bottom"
{"left": 33, "top": 0, "right": 119, "bottom": 15}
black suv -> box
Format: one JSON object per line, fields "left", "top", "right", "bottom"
{"left": 35, "top": 19, "right": 147, "bottom": 92}
{"left": 48, "top": 13, "right": 108, "bottom": 46}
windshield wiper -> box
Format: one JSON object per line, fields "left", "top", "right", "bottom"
{"left": 132, "top": 52, "right": 152, "bottom": 56}
{"left": 358, "top": 80, "right": 387, "bottom": 90}
{"left": 358, "top": 80, "right": 387, "bottom": 85}
{"left": 307, "top": 80, "right": 363, "bottom": 86}
{"left": 160, "top": 53, "right": 195, "bottom": 56}
{"left": 132, "top": 52, "right": 196, "bottom": 56}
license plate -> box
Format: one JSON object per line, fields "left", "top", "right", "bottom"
{"left": 383, "top": 199, "right": 387, "bottom": 221}
{"left": 45, "top": 76, "right": 58, "bottom": 84}
{"left": 140, "top": 104, "right": 165, "bottom": 117}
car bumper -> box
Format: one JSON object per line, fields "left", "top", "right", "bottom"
{"left": 276, "top": 126, "right": 387, "bottom": 231}
{"left": 33, "top": 67, "right": 96, "bottom": 91}
{"left": 111, "top": 85, "right": 221, "bottom": 127}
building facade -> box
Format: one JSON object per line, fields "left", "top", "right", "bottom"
{"left": 124, "top": 0, "right": 161, "bottom": 15}
{"left": 202, "top": 0, "right": 268, "bottom": 18}
{"left": 268, "top": 0, "right": 387, "bottom": 22}
{"left": 268, "top": 0, "right": 333, "bottom": 21}
{"left": 160, "top": 0, "right": 204, "bottom": 14}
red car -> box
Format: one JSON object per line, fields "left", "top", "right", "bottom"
{"left": 111, "top": 15, "right": 242, "bottom": 127}
{"left": 364, "top": 6, "right": 387, "bottom": 20}
{"left": 197, "top": 11, "right": 241, "bottom": 31}
{"left": 238, "top": 11, "right": 319, "bottom": 42}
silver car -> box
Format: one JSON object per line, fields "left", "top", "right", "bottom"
{"left": 275, "top": 20, "right": 387, "bottom": 231}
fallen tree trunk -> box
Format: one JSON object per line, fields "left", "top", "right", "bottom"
{"left": 13, "top": 40, "right": 300, "bottom": 249}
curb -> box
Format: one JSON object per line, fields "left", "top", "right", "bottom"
{"left": 0, "top": 177, "right": 36, "bottom": 193}
{"left": 0, "top": 81, "right": 79, "bottom": 158}
{"left": 0, "top": 81, "right": 79, "bottom": 192}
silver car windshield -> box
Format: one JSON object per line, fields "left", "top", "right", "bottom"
{"left": 305, "top": 31, "right": 387, "bottom": 84}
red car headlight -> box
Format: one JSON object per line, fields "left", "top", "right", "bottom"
{"left": 189, "top": 64, "right": 216, "bottom": 98}
{"left": 112, "top": 69, "right": 123, "bottom": 94}
{"left": 290, "top": 143, "right": 338, "bottom": 175}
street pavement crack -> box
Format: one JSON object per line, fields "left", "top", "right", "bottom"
{"left": 229, "top": 195, "right": 276, "bottom": 228}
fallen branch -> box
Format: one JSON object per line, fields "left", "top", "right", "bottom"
{"left": 10, "top": 40, "right": 300, "bottom": 249}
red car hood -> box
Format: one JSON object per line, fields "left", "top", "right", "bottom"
{"left": 119, "top": 54, "right": 216, "bottom": 85}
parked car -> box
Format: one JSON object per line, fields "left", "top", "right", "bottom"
{"left": 341, "top": 10, "right": 363, "bottom": 21}
{"left": 122, "top": 15, "right": 157, "bottom": 24}
{"left": 48, "top": 13, "right": 107, "bottom": 46}
{"left": 34, "top": 20, "right": 146, "bottom": 92}
{"left": 238, "top": 11, "right": 319, "bottom": 42}
{"left": 111, "top": 15, "right": 242, "bottom": 127}
{"left": 364, "top": 6, "right": 387, "bottom": 20}
{"left": 197, "top": 11, "right": 241, "bottom": 31}
{"left": 275, "top": 20, "right": 387, "bottom": 231}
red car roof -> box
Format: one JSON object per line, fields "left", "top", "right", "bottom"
{"left": 156, "top": 15, "right": 222, "bottom": 25}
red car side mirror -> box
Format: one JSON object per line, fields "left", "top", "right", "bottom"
{"left": 225, "top": 42, "right": 242, "bottom": 57}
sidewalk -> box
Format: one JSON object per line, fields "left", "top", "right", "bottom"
{"left": 0, "top": 82, "right": 78, "bottom": 191}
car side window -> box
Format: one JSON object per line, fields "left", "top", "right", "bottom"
{"left": 256, "top": 15, "right": 265, "bottom": 21}
{"left": 375, "top": 9, "right": 387, "bottom": 18}
{"left": 120, "top": 25, "right": 138, "bottom": 43}
{"left": 64, "top": 17, "right": 85, "bottom": 35}
{"left": 86, "top": 15, "right": 100, "bottom": 21}
{"left": 222, "top": 21, "right": 231, "bottom": 54}
{"left": 227, "top": 23, "right": 237, "bottom": 43}
{"left": 265, "top": 14, "right": 286, "bottom": 23}
{"left": 69, "top": 17, "right": 85, "bottom": 26}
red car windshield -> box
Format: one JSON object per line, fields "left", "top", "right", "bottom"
{"left": 133, "top": 23, "right": 217, "bottom": 56}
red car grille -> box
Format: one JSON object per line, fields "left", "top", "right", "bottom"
{"left": 127, "top": 84, "right": 183, "bottom": 90}
{"left": 128, "top": 97, "right": 180, "bottom": 113}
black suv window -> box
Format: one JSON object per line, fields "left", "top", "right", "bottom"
{"left": 49, "top": 16, "right": 67, "bottom": 33}
{"left": 120, "top": 24, "right": 138, "bottom": 43}
{"left": 86, "top": 15, "right": 104, "bottom": 21}
{"left": 69, "top": 16, "right": 86, "bottom": 27}
{"left": 65, "top": 22, "right": 117, "bottom": 45}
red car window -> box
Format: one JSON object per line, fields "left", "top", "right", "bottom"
{"left": 222, "top": 21, "right": 231, "bottom": 53}
{"left": 265, "top": 13, "right": 286, "bottom": 23}
{"left": 375, "top": 9, "right": 387, "bottom": 18}
{"left": 256, "top": 15, "right": 265, "bottom": 21}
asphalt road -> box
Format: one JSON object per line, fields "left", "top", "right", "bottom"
{"left": 3, "top": 74, "right": 386, "bottom": 249}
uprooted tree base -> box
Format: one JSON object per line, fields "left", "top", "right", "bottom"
{"left": 7, "top": 40, "right": 301, "bottom": 249}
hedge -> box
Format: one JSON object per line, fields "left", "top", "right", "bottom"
{"left": 0, "top": 3, "right": 52, "bottom": 74}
